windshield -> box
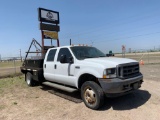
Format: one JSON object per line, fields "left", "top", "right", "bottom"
{"left": 70, "top": 46, "right": 106, "bottom": 60}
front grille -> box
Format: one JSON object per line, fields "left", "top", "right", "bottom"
{"left": 117, "top": 62, "right": 140, "bottom": 79}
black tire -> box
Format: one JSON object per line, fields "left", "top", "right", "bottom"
{"left": 81, "top": 81, "right": 104, "bottom": 110}
{"left": 25, "top": 72, "right": 36, "bottom": 87}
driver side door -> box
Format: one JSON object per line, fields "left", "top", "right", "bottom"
{"left": 54, "top": 48, "right": 75, "bottom": 86}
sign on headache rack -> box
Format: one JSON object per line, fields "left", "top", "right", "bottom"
{"left": 38, "top": 7, "right": 60, "bottom": 54}
{"left": 43, "top": 31, "right": 58, "bottom": 39}
{"left": 38, "top": 8, "right": 60, "bottom": 24}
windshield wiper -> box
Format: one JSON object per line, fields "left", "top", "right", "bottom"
{"left": 84, "top": 56, "right": 94, "bottom": 58}
{"left": 99, "top": 56, "right": 106, "bottom": 57}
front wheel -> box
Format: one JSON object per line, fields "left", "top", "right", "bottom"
{"left": 81, "top": 81, "right": 105, "bottom": 110}
{"left": 25, "top": 72, "right": 36, "bottom": 87}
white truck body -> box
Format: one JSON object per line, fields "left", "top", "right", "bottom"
{"left": 44, "top": 46, "right": 138, "bottom": 87}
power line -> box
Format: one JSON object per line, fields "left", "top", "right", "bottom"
{"left": 60, "top": 9, "right": 160, "bottom": 39}
{"left": 93, "top": 31, "right": 160, "bottom": 43}
{"left": 60, "top": 18, "right": 160, "bottom": 42}
{"left": 69, "top": 21, "right": 160, "bottom": 42}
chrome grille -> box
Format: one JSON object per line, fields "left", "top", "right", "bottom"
{"left": 117, "top": 62, "right": 140, "bottom": 79}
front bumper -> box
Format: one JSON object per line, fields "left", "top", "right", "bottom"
{"left": 98, "top": 74, "right": 143, "bottom": 97}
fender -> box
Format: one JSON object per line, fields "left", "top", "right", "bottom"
{"left": 74, "top": 67, "right": 103, "bottom": 88}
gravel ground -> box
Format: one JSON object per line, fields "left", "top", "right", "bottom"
{"left": 140, "top": 64, "right": 160, "bottom": 81}
{"left": 0, "top": 64, "right": 160, "bottom": 120}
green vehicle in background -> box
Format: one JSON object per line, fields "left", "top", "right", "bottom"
{"left": 106, "top": 50, "right": 114, "bottom": 57}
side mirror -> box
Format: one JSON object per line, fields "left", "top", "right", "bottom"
{"left": 60, "top": 55, "right": 66, "bottom": 63}
{"left": 60, "top": 55, "right": 74, "bottom": 64}
{"left": 69, "top": 57, "right": 74, "bottom": 64}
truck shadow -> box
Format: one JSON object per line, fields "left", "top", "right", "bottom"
{"left": 40, "top": 85, "right": 151, "bottom": 111}
{"left": 100, "top": 90, "right": 151, "bottom": 111}
{"left": 40, "top": 85, "right": 82, "bottom": 103}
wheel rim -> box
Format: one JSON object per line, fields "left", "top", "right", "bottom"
{"left": 26, "top": 74, "right": 31, "bottom": 85}
{"left": 84, "top": 87, "right": 96, "bottom": 105}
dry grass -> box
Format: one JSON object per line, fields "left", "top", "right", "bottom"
{"left": 0, "top": 61, "right": 22, "bottom": 68}
{"left": 0, "top": 75, "right": 26, "bottom": 95}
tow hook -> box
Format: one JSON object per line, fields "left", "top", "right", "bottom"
{"left": 123, "top": 85, "right": 130, "bottom": 90}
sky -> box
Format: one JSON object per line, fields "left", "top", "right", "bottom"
{"left": 0, "top": 0, "right": 160, "bottom": 58}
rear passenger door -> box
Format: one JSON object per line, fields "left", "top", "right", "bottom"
{"left": 43, "top": 48, "right": 57, "bottom": 81}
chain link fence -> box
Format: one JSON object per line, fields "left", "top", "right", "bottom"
{"left": 0, "top": 52, "right": 160, "bottom": 78}
{"left": 0, "top": 58, "right": 23, "bottom": 78}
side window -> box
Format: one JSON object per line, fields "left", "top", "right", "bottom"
{"left": 57, "top": 48, "right": 72, "bottom": 63}
{"left": 47, "top": 49, "right": 57, "bottom": 61}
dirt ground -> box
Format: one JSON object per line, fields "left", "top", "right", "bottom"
{"left": 0, "top": 64, "right": 160, "bottom": 120}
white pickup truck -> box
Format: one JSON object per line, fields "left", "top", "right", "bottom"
{"left": 21, "top": 45, "right": 143, "bottom": 110}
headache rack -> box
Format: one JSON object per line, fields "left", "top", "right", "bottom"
{"left": 117, "top": 62, "right": 140, "bottom": 79}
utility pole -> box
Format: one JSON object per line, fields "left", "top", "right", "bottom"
{"left": 91, "top": 40, "right": 94, "bottom": 46}
{"left": 0, "top": 54, "right": 1, "bottom": 62}
{"left": 20, "top": 49, "right": 22, "bottom": 62}
{"left": 70, "top": 39, "right": 71, "bottom": 45}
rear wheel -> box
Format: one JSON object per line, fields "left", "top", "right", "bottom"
{"left": 81, "top": 81, "right": 104, "bottom": 110}
{"left": 25, "top": 72, "right": 36, "bottom": 87}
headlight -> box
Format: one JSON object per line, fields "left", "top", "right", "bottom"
{"left": 103, "top": 68, "right": 116, "bottom": 78}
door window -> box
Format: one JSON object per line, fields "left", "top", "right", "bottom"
{"left": 47, "top": 49, "right": 57, "bottom": 61}
{"left": 57, "top": 48, "right": 72, "bottom": 63}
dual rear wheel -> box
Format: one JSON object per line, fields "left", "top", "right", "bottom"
{"left": 25, "top": 72, "right": 37, "bottom": 86}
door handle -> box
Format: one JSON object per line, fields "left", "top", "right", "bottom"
{"left": 44, "top": 64, "right": 46, "bottom": 68}
{"left": 54, "top": 64, "right": 57, "bottom": 69}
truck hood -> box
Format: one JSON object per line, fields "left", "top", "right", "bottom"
{"left": 83, "top": 57, "right": 138, "bottom": 68}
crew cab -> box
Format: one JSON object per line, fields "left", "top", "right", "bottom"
{"left": 21, "top": 45, "right": 143, "bottom": 110}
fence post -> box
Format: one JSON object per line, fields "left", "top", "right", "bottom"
{"left": 148, "top": 52, "right": 149, "bottom": 64}
{"left": 14, "top": 59, "right": 16, "bottom": 74}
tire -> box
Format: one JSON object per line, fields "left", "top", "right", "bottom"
{"left": 81, "top": 81, "right": 104, "bottom": 110}
{"left": 25, "top": 72, "right": 36, "bottom": 87}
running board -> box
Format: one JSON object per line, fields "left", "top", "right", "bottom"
{"left": 42, "top": 82, "right": 77, "bottom": 92}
